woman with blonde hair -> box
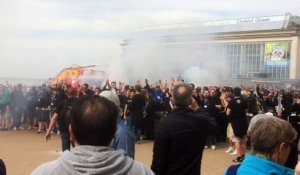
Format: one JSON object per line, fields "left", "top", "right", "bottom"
{"left": 224, "top": 116, "right": 297, "bottom": 175}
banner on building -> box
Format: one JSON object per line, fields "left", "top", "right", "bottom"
{"left": 264, "top": 42, "right": 290, "bottom": 67}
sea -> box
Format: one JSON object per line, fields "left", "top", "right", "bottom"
{"left": 0, "top": 77, "right": 48, "bottom": 86}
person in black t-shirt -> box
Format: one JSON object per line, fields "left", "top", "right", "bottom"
{"left": 123, "top": 88, "right": 135, "bottom": 130}
{"left": 226, "top": 87, "right": 248, "bottom": 163}
{"left": 79, "top": 83, "right": 94, "bottom": 98}
{"left": 36, "top": 87, "right": 51, "bottom": 134}
{"left": 130, "top": 85, "right": 146, "bottom": 143}
{"left": 203, "top": 89, "right": 222, "bottom": 150}
{"left": 46, "top": 87, "right": 78, "bottom": 151}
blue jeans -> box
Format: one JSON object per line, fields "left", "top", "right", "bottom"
{"left": 126, "top": 115, "right": 133, "bottom": 132}
{"left": 133, "top": 127, "right": 142, "bottom": 141}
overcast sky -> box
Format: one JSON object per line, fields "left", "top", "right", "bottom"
{"left": 0, "top": 0, "right": 299, "bottom": 79}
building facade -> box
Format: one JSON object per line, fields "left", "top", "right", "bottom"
{"left": 122, "top": 13, "right": 300, "bottom": 85}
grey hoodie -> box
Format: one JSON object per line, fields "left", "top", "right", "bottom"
{"left": 31, "top": 146, "right": 154, "bottom": 175}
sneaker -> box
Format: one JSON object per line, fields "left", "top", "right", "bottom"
{"left": 211, "top": 145, "right": 216, "bottom": 150}
{"left": 232, "top": 155, "right": 245, "bottom": 163}
{"left": 36, "top": 130, "right": 41, "bottom": 134}
{"left": 57, "top": 131, "right": 60, "bottom": 135}
{"left": 19, "top": 127, "right": 25, "bottom": 130}
{"left": 230, "top": 149, "right": 237, "bottom": 155}
{"left": 27, "top": 126, "right": 32, "bottom": 130}
{"left": 13, "top": 127, "right": 17, "bottom": 131}
{"left": 225, "top": 147, "right": 235, "bottom": 153}
{"left": 204, "top": 146, "right": 208, "bottom": 149}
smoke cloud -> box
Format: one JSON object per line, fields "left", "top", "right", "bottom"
{"left": 115, "top": 26, "right": 230, "bottom": 86}
{"left": 184, "top": 67, "right": 218, "bottom": 87}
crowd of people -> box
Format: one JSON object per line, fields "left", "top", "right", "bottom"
{"left": 1, "top": 77, "right": 300, "bottom": 174}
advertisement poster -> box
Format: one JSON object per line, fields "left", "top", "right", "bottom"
{"left": 264, "top": 42, "right": 290, "bottom": 67}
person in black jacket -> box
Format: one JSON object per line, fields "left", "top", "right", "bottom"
{"left": 144, "top": 92, "right": 156, "bottom": 140}
{"left": 24, "top": 86, "right": 38, "bottom": 130}
{"left": 0, "top": 159, "right": 6, "bottom": 175}
{"left": 151, "top": 83, "right": 217, "bottom": 175}
{"left": 11, "top": 84, "right": 25, "bottom": 130}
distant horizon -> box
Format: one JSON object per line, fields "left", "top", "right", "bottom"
{"left": 0, "top": 76, "right": 48, "bottom": 79}
{"left": 0, "top": 77, "right": 48, "bottom": 86}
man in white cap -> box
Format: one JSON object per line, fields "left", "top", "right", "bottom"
{"left": 100, "top": 90, "right": 135, "bottom": 158}
{"left": 32, "top": 95, "right": 153, "bottom": 175}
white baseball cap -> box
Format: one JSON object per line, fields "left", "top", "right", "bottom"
{"left": 99, "top": 90, "right": 120, "bottom": 108}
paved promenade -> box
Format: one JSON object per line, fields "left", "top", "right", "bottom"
{"left": 0, "top": 130, "right": 234, "bottom": 175}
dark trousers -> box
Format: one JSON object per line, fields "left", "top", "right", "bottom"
{"left": 133, "top": 125, "right": 142, "bottom": 141}
{"left": 126, "top": 115, "right": 133, "bottom": 132}
{"left": 216, "top": 113, "right": 228, "bottom": 142}
{"left": 145, "top": 115, "right": 155, "bottom": 140}
{"left": 206, "top": 136, "right": 216, "bottom": 146}
{"left": 154, "top": 111, "right": 164, "bottom": 135}
{"left": 13, "top": 108, "right": 23, "bottom": 128}
{"left": 60, "top": 132, "right": 70, "bottom": 152}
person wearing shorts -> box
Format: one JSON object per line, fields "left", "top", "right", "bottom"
{"left": 36, "top": 87, "right": 51, "bottom": 133}
{"left": 226, "top": 87, "right": 248, "bottom": 163}
{"left": 225, "top": 123, "right": 236, "bottom": 154}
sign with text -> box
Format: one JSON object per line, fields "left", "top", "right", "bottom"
{"left": 203, "top": 15, "right": 286, "bottom": 26}
{"left": 264, "top": 42, "right": 290, "bottom": 67}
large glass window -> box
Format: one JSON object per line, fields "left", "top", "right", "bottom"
{"left": 223, "top": 42, "right": 290, "bottom": 79}
{"left": 123, "top": 40, "right": 291, "bottom": 80}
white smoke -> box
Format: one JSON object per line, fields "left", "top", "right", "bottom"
{"left": 183, "top": 67, "right": 218, "bottom": 87}
{"left": 106, "top": 60, "right": 129, "bottom": 83}
{"left": 107, "top": 22, "right": 230, "bottom": 86}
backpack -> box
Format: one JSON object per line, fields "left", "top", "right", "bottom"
{"left": 226, "top": 164, "right": 240, "bottom": 175}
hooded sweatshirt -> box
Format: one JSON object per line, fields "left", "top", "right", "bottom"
{"left": 31, "top": 146, "right": 154, "bottom": 175}
{"left": 0, "top": 89, "right": 11, "bottom": 105}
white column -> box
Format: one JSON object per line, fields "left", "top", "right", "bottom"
{"left": 290, "top": 36, "right": 300, "bottom": 79}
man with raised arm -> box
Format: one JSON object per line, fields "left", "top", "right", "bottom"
{"left": 151, "top": 83, "right": 217, "bottom": 175}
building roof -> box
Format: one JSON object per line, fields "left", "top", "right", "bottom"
{"left": 126, "top": 13, "right": 300, "bottom": 43}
